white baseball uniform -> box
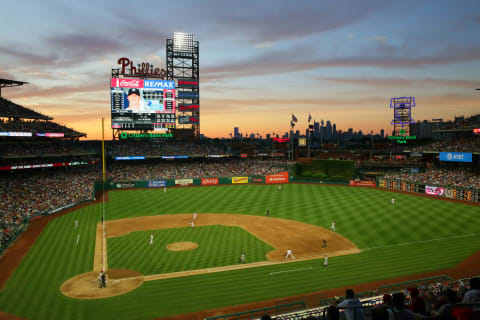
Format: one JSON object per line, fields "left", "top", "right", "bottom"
{"left": 149, "top": 234, "right": 154, "bottom": 244}
{"left": 331, "top": 222, "right": 335, "bottom": 231}
{"left": 74, "top": 220, "right": 78, "bottom": 229}
{"left": 285, "top": 249, "right": 295, "bottom": 259}
{"left": 323, "top": 255, "right": 328, "bottom": 268}
{"left": 391, "top": 198, "right": 395, "bottom": 205}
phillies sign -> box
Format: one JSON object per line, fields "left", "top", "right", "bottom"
{"left": 117, "top": 57, "right": 167, "bottom": 79}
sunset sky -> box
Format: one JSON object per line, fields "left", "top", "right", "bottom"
{"left": 1, "top": 0, "right": 479, "bottom": 140}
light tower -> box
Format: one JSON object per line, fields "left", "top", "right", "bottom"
{"left": 390, "top": 97, "right": 415, "bottom": 138}
{"left": 166, "top": 32, "right": 200, "bottom": 140}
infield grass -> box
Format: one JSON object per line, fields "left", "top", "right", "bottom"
{"left": 0, "top": 184, "right": 479, "bottom": 320}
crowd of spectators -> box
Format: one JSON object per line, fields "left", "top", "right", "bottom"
{"left": 107, "top": 141, "right": 228, "bottom": 157}
{"left": 0, "top": 167, "right": 99, "bottom": 248}
{"left": 385, "top": 168, "right": 480, "bottom": 189}
{"left": 1, "top": 141, "right": 99, "bottom": 157}
{"left": 108, "top": 159, "right": 286, "bottom": 180}
{"left": 412, "top": 136, "right": 480, "bottom": 153}
{"left": 0, "top": 119, "right": 84, "bottom": 137}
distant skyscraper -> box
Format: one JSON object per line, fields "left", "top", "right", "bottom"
{"left": 234, "top": 127, "right": 240, "bottom": 139}
{"left": 313, "top": 121, "right": 320, "bottom": 136}
{"left": 380, "top": 129, "right": 384, "bottom": 138}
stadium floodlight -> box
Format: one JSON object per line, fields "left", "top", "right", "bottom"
{"left": 173, "top": 32, "right": 194, "bottom": 53}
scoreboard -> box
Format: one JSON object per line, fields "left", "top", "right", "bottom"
{"left": 111, "top": 78, "right": 176, "bottom": 130}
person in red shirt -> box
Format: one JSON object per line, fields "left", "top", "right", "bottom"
{"left": 408, "top": 288, "right": 426, "bottom": 315}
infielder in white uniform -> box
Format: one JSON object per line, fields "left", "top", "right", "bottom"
{"left": 323, "top": 254, "right": 328, "bottom": 268}
{"left": 330, "top": 222, "right": 335, "bottom": 231}
{"left": 285, "top": 249, "right": 295, "bottom": 259}
{"left": 149, "top": 233, "right": 154, "bottom": 245}
{"left": 190, "top": 213, "right": 197, "bottom": 227}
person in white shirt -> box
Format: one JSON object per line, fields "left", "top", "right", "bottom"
{"left": 285, "top": 249, "right": 295, "bottom": 259}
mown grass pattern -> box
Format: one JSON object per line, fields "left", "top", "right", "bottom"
{"left": 0, "top": 184, "right": 478, "bottom": 320}
{"left": 107, "top": 225, "right": 274, "bottom": 274}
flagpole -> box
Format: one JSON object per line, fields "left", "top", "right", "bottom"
{"left": 307, "top": 114, "right": 311, "bottom": 159}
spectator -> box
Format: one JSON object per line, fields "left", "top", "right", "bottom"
{"left": 338, "top": 289, "right": 364, "bottom": 320}
{"left": 391, "top": 292, "right": 413, "bottom": 320}
{"left": 463, "top": 277, "right": 480, "bottom": 312}
{"left": 408, "top": 287, "right": 426, "bottom": 315}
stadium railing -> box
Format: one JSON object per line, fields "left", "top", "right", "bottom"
{"left": 204, "top": 301, "right": 306, "bottom": 320}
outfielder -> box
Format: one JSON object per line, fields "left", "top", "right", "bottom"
{"left": 330, "top": 222, "right": 335, "bottom": 231}
{"left": 149, "top": 233, "right": 154, "bottom": 245}
{"left": 323, "top": 254, "right": 328, "bottom": 268}
{"left": 74, "top": 219, "right": 78, "bottom": 229}
{"left": 164, "top": 187, "right": 167, "bottom": 193}
{"left": 285, "top": 249, "right": 295, "bottom": 259}
{"left": 391, "top": 198, "right": 395, "bottom": 205}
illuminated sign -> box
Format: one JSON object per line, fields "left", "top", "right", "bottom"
{"left": 0, "top": 132, "right": 32, "bottom": 137}
{"left": 266, "top": 172, "right": 289, "bottom": 184}
{"left": 111, "top": 78, "right": 176, "bottom": 130}
{"left": 178, "top": 116, "right": 199, "bottom": 124}
{"left": 117, "top": 57, "right": 167, "bottom": 79}
{"left": 240, "top": 153, "right": 248, "bottom": 158}
{"left": 177, "top": 79, "right": 199, "bottom": 88}
{"left": 178, "top": 104, "right": 199, "bottom": 111}
{"left": 474, "top": 128, "right": 480, "bottom": 133}
{"left": 388, "top": 135, "right": 416, "bottom": 144}
{"left": 36, "top": 133, "right": 65, "bottom": 137}
{"left": 273, "top": 138, "right": 290, "bottom": 143}
{"left": 0, "top": 160, "right": 97, "bottom": 171}
{"left": 439, "top": 152, "right": 472, "bottom": 163}
{"left": 119, "top": 132, "right": 173, "bottom": 139}
{"left": 115, "top": 156, "right": 146, "bottom": 160}
{"left": 425, "top": 186, "right": 445, "bottom": 196}
{"left": 148, "top": 180, "right": 167, "bottom": 187}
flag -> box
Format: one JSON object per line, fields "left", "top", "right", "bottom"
{"left": 308, "top": 113, "right": 312, "bottom": 122}
{"left": 292, "top": 114, "right": 298, "bottom": 123}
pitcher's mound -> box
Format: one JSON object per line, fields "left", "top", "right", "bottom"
{"left": 167, "top": 241, "right": 198, "bottom": 251}
{"left": 61, "top": 269, "right": 143, "bottom": 299}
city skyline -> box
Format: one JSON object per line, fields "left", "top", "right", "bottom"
{"left": 1, "top": 0, "right": 479, "bottom": 140}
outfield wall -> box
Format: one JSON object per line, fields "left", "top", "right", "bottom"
{"left": 379, "top": 179, "right": 480, "bottom": 203}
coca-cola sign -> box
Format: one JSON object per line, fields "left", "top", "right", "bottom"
{"left": 110, "top": 78, "right": 143, "bottom": 88}
{"left": 117, "top": 57, "right": 167, "bottom": 79}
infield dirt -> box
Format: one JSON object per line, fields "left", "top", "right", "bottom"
{"left": 62, "top": 213, "right": 359, "bottom": 299}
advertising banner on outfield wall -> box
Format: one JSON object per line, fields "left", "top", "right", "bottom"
{"left": 201, "top": 178, "right": 219, "bottom": 185}
{"left": 148, "top": 180, "right": 167, "bottom": 187}
{"left": 232, "top": 176, "right": 248, "bottom": 184}
{"left": 425, "top": 186, "right": 445, "bottom": 196}
{"left": 249, "top": 176, "right": 265, "bottom": 183}
{"left": 446, "top": 189, "right": 454, "bottom": 199}
{"left": 379, "top": 180, "right": 386, "bottom": 188}
{"left": 175, "top": 178, "right": 193, "bottom": 186}
{"left": 116, "top": 182, "right": 135, "bottom": 189}
{"left": 349, "top": 180, "right": 376, "bottom": 187}
{"left": 265, "top": 171, "right": 289, "bottom": 184}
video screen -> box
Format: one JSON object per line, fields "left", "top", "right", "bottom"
{"left": 425, "top": 186, "right": 445, "bottom": 196}
{"left": 111, "top": 78, "right": 176, "bottom": 130}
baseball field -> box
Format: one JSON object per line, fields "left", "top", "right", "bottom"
{"left": 0, "top": 183, "right": 479, "bottom": 320}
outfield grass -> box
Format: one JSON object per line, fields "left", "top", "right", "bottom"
{"left": 0, "top": 184, "right": 479, "bottom": 320}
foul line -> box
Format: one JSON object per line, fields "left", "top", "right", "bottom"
{"left": 270, "top": 267, "right": 312, "bottom": 275}
{"left": 361, "top": 233, "right": 480, "bottom": 251}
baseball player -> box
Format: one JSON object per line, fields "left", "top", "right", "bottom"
{"left": 240, "top": 252, "right": 246, "bottom": 264}
{"left": 323, "top": 254, "right": 328, "bottom": 268}
{"left": 285, "top": 249, "right": 295, "bottom": 259}
{"left": 164, "top": 187, "right": 167, "bottom": 193}
{"left": 278, "top": 185, "right": 282, "bottom": 191}
{"left": 391, "top": 198, "right": 395, "bottom": 205}
{"left": 149, "top": 233, "right": 154, "bottom": 245}
{"left": 190, "top": 213, "right": 197, "bottom": 227}
{"left": 74, "top": 219, "right": 78, "bottom": 229}
{"left": 330, "top": 222, "right": 335, "bottom": 231}
{"left": 266, "top": 209, "right": 270, "bottom": 216}
{"left": 98, "top": 270, "right": 103, "bottom": 287}
{"left": 322, "top": 239, "right": 327, "bottom": 248}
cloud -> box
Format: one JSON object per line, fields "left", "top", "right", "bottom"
{"left": 368, "top": 36, "right": 388, "bottom": 43}
{"left": 0, "top": 47, "right": 58, "bottom": 66}
{"left": 202, "top": 46, "right": 480, "bottom": 80}
{"left": 347, "top": 33, "right": 356, "bottom": 39}
{"left": 312, "top": 76, "right": 480, "bottom": 89}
